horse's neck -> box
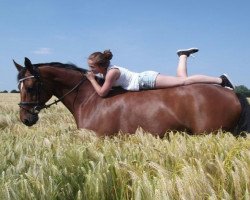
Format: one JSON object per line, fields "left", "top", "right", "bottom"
{"left": 41, "top": 66, "right": 93, "bottom": 112}
{"left": 56, "top": 78, "right": 97, "bottom": 117}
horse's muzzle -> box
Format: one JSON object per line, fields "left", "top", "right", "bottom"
{"left": 22, "top": 114, "right": 39, "bottom": 126}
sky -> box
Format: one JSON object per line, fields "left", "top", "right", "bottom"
{"left": 1, "top": 0, "right": 250, "bottom": 91}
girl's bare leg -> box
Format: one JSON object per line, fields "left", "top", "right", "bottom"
{"left": 185, "top": 75, "right": 222, "bottom": 85}
{"left": 155, "top": 74, "right": 222, "bottom": 88}
{"left": 155, "top": 47, "right": 225, "bottom": 89}
{"left": 176, "top": 55, "right": 188, "bottom": 77}
{"left": 176, "top": 48, "right": 199, "bottom": 77}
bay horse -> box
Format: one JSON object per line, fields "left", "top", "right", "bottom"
{"left": 13, "top": 57, "right": 250, "bottom": 137}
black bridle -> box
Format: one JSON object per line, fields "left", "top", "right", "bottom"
{"left": 18, "top": 74, "right": 43, "bottom": 115}
{"left": 18, "top": 71, "right": 86, "bottom": 115}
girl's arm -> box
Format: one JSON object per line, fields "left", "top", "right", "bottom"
{"left": 86, "top": 69, "right": 120, "bottom": 97}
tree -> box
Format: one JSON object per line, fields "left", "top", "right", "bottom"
{"left": 10, "top": 89, "right": 20, "bottom": 93}
{"left": 235, "top": 85, "right": 250, "bottom": 97}
{"left": 0, "top": 90, "right": 8, "bottom": 93}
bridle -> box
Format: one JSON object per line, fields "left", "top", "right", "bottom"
{"left": 18, "top": 75, "right": 42, "bottom": 115}
{"left": 18, "top": 70, "right": 86, "bottom": 115}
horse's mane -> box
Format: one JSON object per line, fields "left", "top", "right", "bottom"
{"left": 17, "top": 62, "right": 89, "bottom": 81}
{"left": 34, "top": 62, "right": 88, "bottom": 74}
{"left": 17, "top": 62, "right": 108, "bottom": 88}
{"left": 17, "top": 61, "right": 126, "bottom": 94}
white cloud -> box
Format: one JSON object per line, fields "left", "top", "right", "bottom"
{"left": 33, "top": 48, "right": 53, "bottom": 55}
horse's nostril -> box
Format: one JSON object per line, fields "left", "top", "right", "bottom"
{"left": 24, "top": 119, "right": 30, "bottom": 125}
{"left": 23, "top": 118, "right": 33, "bottom": 126}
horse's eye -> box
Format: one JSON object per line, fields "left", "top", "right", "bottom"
{"left": 27, "top": 87, "right": 35, "bottom": 94}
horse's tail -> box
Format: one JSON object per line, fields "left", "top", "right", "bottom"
{"left": 234, "top": 93, "right": 250, "bottom": 136}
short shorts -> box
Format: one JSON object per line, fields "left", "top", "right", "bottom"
{"left": 138, "top": 71, "right": 159, "bottom": 90}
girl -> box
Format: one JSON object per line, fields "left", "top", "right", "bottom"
{"left": 86, "top": 48, "right": 234, "bottom": 97}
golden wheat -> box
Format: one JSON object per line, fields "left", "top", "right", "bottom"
{"left": 0, "top": 94, "right": 249, "bottom": 200}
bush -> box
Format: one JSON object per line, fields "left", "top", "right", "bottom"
{"left": 235, "top": 85, "right": 250, "bottom": 97}
{"left": 0, "top": 90, "right": 8, "bottom": 93}
{"left": 10, "top": 89, "right": 19, "bottom": 93}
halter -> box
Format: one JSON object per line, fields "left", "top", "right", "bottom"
{"left": 18, "top": 69, "right": 86, "bottom": 115}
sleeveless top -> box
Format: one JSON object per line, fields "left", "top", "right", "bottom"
{"left": 107, "top": 65, "right": 140, "bottom": 91}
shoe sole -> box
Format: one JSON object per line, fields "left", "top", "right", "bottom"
{"left": 177, "top": 48, "right": 199, "bottom": 57}
{"left": 222, "top": 73, "right": 235, "bottom": 89}
{"left": 177, "top": 48, "right": 199, "bottom": 53}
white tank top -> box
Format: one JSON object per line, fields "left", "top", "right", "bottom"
{"left": 107, "top": 65, "right": 140, "bottom": 91}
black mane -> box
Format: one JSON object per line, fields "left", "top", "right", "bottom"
{"left": 17, "top": 62, "right": 89, "bottom": 81}
{"left": 34, "top": 62, "right": 88, "bottom": 73}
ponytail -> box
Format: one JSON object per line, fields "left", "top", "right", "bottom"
{"left": 103, "top": 50, "right": 113, "bottom": 61}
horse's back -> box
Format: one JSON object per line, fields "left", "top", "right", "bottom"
{"left": 80, "top": 84, "right": 242, "bottom": 136}
{"left": 121, "top": 84, "right": 241, "bottom": 134}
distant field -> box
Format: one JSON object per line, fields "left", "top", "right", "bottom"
{"left": 0, "top": 93, "right": 249, "bottom": 200}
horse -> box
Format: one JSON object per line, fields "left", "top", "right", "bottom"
{"left": 13, "top": 57, "right": 250, "bottom": 137}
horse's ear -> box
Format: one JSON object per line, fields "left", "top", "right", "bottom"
{"left": 24, "top": 57, "right": 35, "bottom": 74}
{"left": 13, "top": 60, "right": 24, "bottom": 72}
{"left": 24, "top": 57, "right": 32, "bottom": 68}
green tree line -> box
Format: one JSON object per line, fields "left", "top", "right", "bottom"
{"left": 0, "top": 89, "right": 19, "bottom": 93}
{"left": 235, "top": 85, "right": 250, "bottom": 97}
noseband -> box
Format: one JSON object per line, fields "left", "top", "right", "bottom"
{"left": 18, "top": 71, "right": 86, "bottom": 115}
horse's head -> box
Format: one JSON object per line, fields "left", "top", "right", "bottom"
{"left": 13, "top": 57, "right": 53, "bottom": 126}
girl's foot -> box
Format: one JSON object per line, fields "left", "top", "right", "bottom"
{"left": 220, "top": 74, "right": 235, "bottom": 90}
{"left": 177, "top": 48, "right": 199, "bottom": 57}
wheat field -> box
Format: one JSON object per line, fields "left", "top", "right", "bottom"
{"left": 0, "top": 94, "right": 249, "bottom": 200}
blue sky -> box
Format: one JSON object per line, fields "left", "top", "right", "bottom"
{"left": 1, "top": 0, "right": 250, "bottom": 91}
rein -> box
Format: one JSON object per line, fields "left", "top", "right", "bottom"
{"left": 42, "top": 77, "right": 85, "bottom": 109}
{"left": 18, "top": 73, "right": 86, "bottom": 114}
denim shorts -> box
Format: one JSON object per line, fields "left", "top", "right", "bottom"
{"left": 138, "top": 71, "right": 159, "bottom": 90}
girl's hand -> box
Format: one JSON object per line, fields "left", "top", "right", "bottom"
{"left": 86, "top": 68, "right": 120, "bottom": 97}
{"left": 86, "top": 71, "right": 95, "bottom": 81}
